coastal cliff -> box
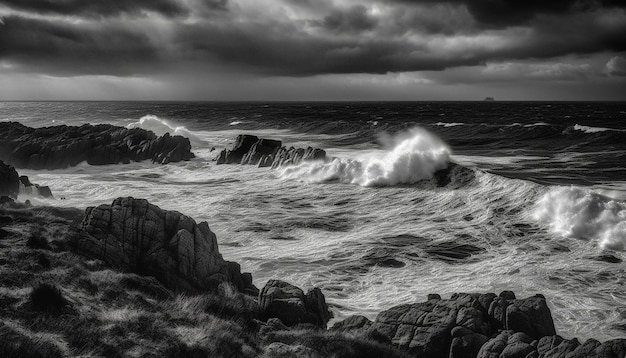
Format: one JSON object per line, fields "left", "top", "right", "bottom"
{"left": 1, "top": 197, "right": 625, "bottom": 357}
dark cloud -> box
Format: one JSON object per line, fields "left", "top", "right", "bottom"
{"left": 0, "top": 0, "right": 625, "bottom": 80}
{"left": 395, "top": 0, "right": 626, "bottom": 27}
{"left": 203, "top": 0, "right": 229, "bottom": 11}
{"left": 0, "top": 0, "right": 188, "bottom": 18}
{"left": 321, "top": 5, "right": 378, "bottom": 33}
{"left": 0, "top": 15, "right": 160, "bottom": 75}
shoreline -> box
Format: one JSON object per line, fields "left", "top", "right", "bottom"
{"left": 1, "top": 197, "right": 625, "bottom": 357}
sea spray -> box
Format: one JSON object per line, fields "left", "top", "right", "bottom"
{"left": 127, "top": 115, "right": 205, "bottom": 146}
{"left": 280, "top": 127, "right": 450, "bottom": 186}
{"left": 533, "top": 186, "right": 626, "bottom": 250}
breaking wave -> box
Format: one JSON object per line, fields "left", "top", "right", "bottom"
{"left": 127, "top": 115, "right": 205, "bottom": 146}
{"left": 533, "top": 186, "right": 626, "bottom": 250}
{"left": 280, "top": 127, "right": 451, "bottom": 187}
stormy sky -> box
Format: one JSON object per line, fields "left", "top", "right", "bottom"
{"left": 0, "top": 0, "right": 625, "bottom": 100}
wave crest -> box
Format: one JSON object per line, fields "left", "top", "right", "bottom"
{"left": 280, "top": 127, "right": 451, "bottom": 187}
{"left": 127, "top": 115, "right": 204, "bottom": 146}
{"left": 532, "top": 186, "right": 626, "bottom": 250}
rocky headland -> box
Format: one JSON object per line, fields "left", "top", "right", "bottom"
{"left": 0, "top": 122, "right": 194, "bottom": 169}
{"left": 1, "top": 196, "right": 625, "bottom": 357}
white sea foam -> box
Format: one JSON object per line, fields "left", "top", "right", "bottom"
{"left": 435, "top": 122, "right": 464, "bottom": 127}
{"left": 280, "top": 127, "right": 450, "bottom": 186}
{"left": 127, "top": 115, "right": 205, "bottom": 146}
{"left": 533, "top": 186, "right": 626, "bottom": 250}
{"left": 573, "top": 124, "right": 620, "bottom": 134}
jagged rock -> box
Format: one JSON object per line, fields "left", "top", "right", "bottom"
{"left": 476, "top": 330, "right": 511, "bottom": 358}
{"left": 259, "top": 280, "right": 332, "bottom": 329}
{"left": 215, "top": 134, "right": 326, "bottom": 168}
{"left": 78, "top": 197, "right": 256, "bottom": 294}
{"left": 19, "top": 175, "right": 53, "bottom": 198}
{"left": 242, "top": 139, "right": 282, "bottom": 165}
{"left": 270, "top": 146, "right": 326, "bottom": 169}
{"left": 449, "top": 326, "right": 489, "bottom": 358}
{"left": 0, "top": 122, "right": 194, "bottom": 169}
{"left": 371, "top": 293, "right": 482, "bottom": 358}
{"left": 371, "top": 291, "right": 556, "bottom": 358}
{"left": 479, "top": 335, "right": 626, "bottom": 358}
{"left": 216, "top": 134, "right": 259, "bottom": 164}
{"left": 0, "top": 160, "right": 20, "bottom": 199}
{"left": 505, "top": 294, "right": 556, "bottom": 339}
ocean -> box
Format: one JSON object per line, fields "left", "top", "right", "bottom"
{"left": 3, "top": 101, "right": 626, "bottom": 341}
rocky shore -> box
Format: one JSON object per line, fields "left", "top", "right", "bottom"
{"left": 0, "top": 122, "right": 194, "bottom": 169}
{"left": 1, "top": 195, "right": 625, "bottom": 357}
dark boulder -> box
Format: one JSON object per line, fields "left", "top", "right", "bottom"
{"left": 0, "top": 160, "right": 20, "bottom": 199}
{"left": 370, "top": 291, "right": 557, "bottom": 358}
{"left": 0, "top": 122, "right": 194, "bottom": 169}
{"left": 259, "top": 279, "right": 333, "bottom": 329}
{"left": 78, "top": 197, "right": 256, "bottom": 295}
{"left": 19, "top": 175, "right": 53, "bottom": 198}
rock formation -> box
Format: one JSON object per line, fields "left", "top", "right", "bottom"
{"left": 0, "top": 122, "right": 194, "bottom": 169}
{"left": 329, "top": 290, "right": 626, "bottom": 358}
{"left": 259, "top": 279, "right": 333, "bottom": 329}
{"left": 19, "top": 176, "right": 53, "bottom": 198}
{"left": 216, "top": 134, "right": 326, "bottom": 168}
{"left": 0, "top": 160, "right": 20, "bottom": 199}
{"left": 78, "top": 197, "right": 256, "bottom": 295}
{"left": 0, "top": 160, "right": 52, "bottom": 199}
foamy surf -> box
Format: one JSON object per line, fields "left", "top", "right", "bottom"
{"left": 280, "top": 127, "right": 451, "bottom": 186}
{"left": 573, "top": 124, "right": 623, "bottom": 134}
{"left": 533, "top": 186, "right": 626, "bottom": 250}
{"left": 126, "top": 115, "right": 205, "bottom": 146}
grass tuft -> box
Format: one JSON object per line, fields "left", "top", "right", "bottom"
{"left": 29, "top": 282, "right": 71, "bottom": 314}
{"left": 27, "top": 231, "right": 50, "bottom": 250}
{"left": 37, "top": 253, "right": 51, "bottom": 269}
{"left": 0, "top": 322, "right": 63, "bottom": 358}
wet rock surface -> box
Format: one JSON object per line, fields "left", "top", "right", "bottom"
{"left": 0, "top": 122, "right": 194, "bottom": 169}
{"left": 216, "top": 134, "right": 326, "bottom": 168}
{"left": 0, "top": 160, "right": 20, "bottom": 199}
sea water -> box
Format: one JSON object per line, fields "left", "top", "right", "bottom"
{"left": 3, "top": 101, "right": 626, "bottom": 341}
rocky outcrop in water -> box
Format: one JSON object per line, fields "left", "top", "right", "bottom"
{"left": 259, "top": 279, "right": 333, "bottom": 329}
{"left": 0, "top": 160, "right": 53, "bottom": 199}
{"left": 78, "top": 197, "right": 256, "bottom": 295}
{"left": 0, "top": 122, "right": 194, "bottom": 169}
{"left": 0, "top": 160, "right": 20, "bottom": 199}
{"left": 216, "top": 134, "right": 326, "bottom": 168}
{"left": 19, "top": 176, "right": 53, "bottom": 198}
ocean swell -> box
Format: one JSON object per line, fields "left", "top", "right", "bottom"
{"left": 533, "top": 186, "right": 626, "bottom": 250}
{"left": 280, "top": 127, "right": 451, "bottom": 186}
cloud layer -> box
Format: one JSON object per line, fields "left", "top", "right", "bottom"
{"left": 0, "top": 0, "right": 625, "bottom": 99}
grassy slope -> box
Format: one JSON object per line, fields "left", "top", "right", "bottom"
{"left": 0, "top": 203, "right": 409, "bottom": 358}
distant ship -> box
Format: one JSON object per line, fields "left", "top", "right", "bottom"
{"left": 484, "top": 97, "right": 495, "bottom": 101}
